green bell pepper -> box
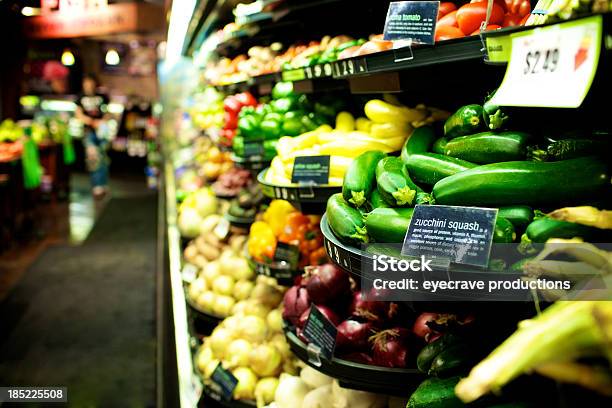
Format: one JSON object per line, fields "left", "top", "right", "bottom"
{"left": 282, "top": 118, "right": 304, "bottom": 136}
{"left": 272, "top": 82, "right": 294, "bottom": 99}
{"left": 284, "top": 110, "right": 305, "bottom": 121}
{"left": 263, "top": 112, "right": 283, "bottom": 122}
{"left": 238, "top": 115, "right": 260, "bottom": 138}
{"left": 270, "top": 96, "right": 298, "bottom": 114}
{"left": 260, "top": 119, "right": 282, "bottom": 140}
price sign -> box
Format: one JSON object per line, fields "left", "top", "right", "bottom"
{"left": 490, "top": 15, "right": 602, "bottom": 108}
{"left": 291, "top": 155, "right": 330, "bottom": 185}
{"left": 209, "top": 363, "right": 238, "bottom": 400}
{"left": 243, "top": 139, "right": 265, "bottom": 158}
{"left": 274, "top": 242, "right": 300, "bottom": 270}
{"left": 401, "top": 205, "right": 498, "bottom": 267}
{"left": 383, "top": 1, "right": 439, "bottom": 44}
{"left": 302, "top": 305, "right": 338, "bottom": 360}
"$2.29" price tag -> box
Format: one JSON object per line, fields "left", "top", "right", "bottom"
{"left": 490, "top": 15, "right": 602, "bottom": 108}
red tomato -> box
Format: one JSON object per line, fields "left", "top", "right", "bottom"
{"left": 471, "top": 0, "right": 508, "bottom": 12}
{"left": 435, "top": 26, "right": 466, "bottom": 42}
{"left": 502, "top": 13, "right": 523, "bottom": 27}
{"left": 518, "top": 0, "right": 531, "bottom": 17}
{"left": 470, "top": 24, "right": 502, "bottom": 35}
{"left": 519, "top": 13, "right": 530, "bottom": 25}
{"left": 438, "top": 2, "right": 457, "bottom": 19}
{"left": 437, "top": 10, "right": 458, "bottom": 27}
{"left": 456, "top": 2, "right": 504, "bottom": 35}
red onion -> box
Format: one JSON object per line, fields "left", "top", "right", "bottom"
{"left": 349, "top": 291, "right": 400, "bottom": 322}
{"left": 282, "top": 286, "right": 310, "bottom": 325}
{"left": 305, "top": 264, "right": 350, "bottom": 304}
{"left": 370, "top": 328, "right": 410, "bottom": 368}
{"left": 340, "top": 352, "right": 374, "bottom": 365}
{"left": 297, "top": 305, "right": 340, "bottom": 329}
{"left": 336, "top": 319, "right": 376, "bottom": 351}
{"left": 412, "top": 312, "right": 440, "bottom": 339}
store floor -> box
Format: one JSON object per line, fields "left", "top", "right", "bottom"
{"left": 0, "top": 172, "right": 158, "bottom": 407}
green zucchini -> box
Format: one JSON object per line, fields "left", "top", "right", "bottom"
{"left": 407, "top": 376, "right": 464, "bottom": 408}
{"left": 524, "top": 217, "right": 600, "bottom": 243}
{"left": 428, "top": 344, "right": 475, "bottom": 377}
{"left": 498, "top": 205, "right": 534, "bottom": 230}
{"left": 494, "top": 216, "right": 516, "bottom": 243}
{"left": 483, "top": 89, "right": 509, "bottom": 130}
{"left": 529, "top": 138, "right": 611, "bottom": 162}
{"left": 365, "top": 207, "right": 414, "bottom": 243}
{"left": 444, "top": 104, "right": 484, "bottom": 139}
{"left": 404, "top": 153, "right": 477, "bottom": 185}
{"left": 342, "top": 150, "right": 386, "bottom": 208}
{"left": 433, "top": 157, "right": 610, "bottom": 207}
{"left": 369, "top": 189, "right": 389, "bottom": 209}
{"left": 444, "top": 131, "right": 530, "bottom": 164}
{"left": 376, "top": 157, "right": 416, "bottom": 207}
{"left": 326, "top": 193, "right": 369, "bottom": 244}
{"left": 416, "top": 333, "right": 461, "bottom": 373}
{"left": 432, "top": 137, "right": 449, "bottom": 154}
{"left": 402, "top": 166, "right": 435, "bottom": 204}
{"left": 401, "top": 126, "right": 436, "bottom": 162}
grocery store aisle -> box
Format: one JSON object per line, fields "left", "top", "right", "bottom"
{"left": 0, "top": 175, "right": 158, "bottom": 407}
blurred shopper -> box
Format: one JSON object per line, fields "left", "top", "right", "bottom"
{"left": 75, "top": 74, "right": 110, "bottom": 198}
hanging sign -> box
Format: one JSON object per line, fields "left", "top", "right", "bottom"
{"left": 490, "top": 15, "right": 602, "bottom": 108}
{"left": 383, "top": 1, "right": 439, "bottom": 44}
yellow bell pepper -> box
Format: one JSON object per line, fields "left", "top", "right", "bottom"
{"left": 248, "top": 221, "right": 277, "bottom": 262}
{"left": 335, "top": 111, "right": 355, "bottom": 132}
{"left": 263, "top": 200, "right": 296, "bottom": 236}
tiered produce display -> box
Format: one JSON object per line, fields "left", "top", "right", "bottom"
{"left": 164, "top": 0, "right": 612, "bottom": 406}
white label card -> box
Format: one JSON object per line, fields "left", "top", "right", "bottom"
{"left": 491, "top": 15, "right": 602, "bottom": 108}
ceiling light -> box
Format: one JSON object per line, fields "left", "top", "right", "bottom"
{"left": 105, "top": 49, "right": 120, "bottom": 65}
{"left": 61, "top": 49, "right": 75, "bottom": 66}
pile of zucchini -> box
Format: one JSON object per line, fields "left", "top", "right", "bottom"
{"left": 326, "top": 99, "right": 611, "bottom": 250}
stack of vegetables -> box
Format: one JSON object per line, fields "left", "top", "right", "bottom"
{"left": 280, "top": 35, "right": 366, "bottom": 70}
{"left": 227, "top": 183, "right": 266, "bottom": 222}
{"left": 223, "top": 91, "right": 258, "bottom": 147}
{"left": 248, "top": 200, "right": 327, "bottom": 269}
{"left": 326, "top": 92, "right": 611, "bottom": 250}
{"left": 0, "top": 119, "right": 23, "bottom": 162}
{"left": 435, "top": 0, "right": 531, "bottom": 41}
{"left": 232, "top": 82, "right": 338, "bottom": 162}
{"left": 211, "top": 167, "right": 253, "bottom": 198}
{"left": 283, "top": 263, "right": 481, "bottom": 370}
{"left": 186, "top": 221, "right": 255, "bottom": 317}
{"left": 177, "top": 188, "right": 220, "bottom": 238}
{"left": 265, "top": 98, "right": 449, "bottom": 186}
{"left": 194, "top": 274, "right": 295, "bottom": 405}
{"left": 191, "top": 87, "right": 225, "bottom": 132}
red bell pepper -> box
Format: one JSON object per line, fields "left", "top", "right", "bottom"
{"left": 223, "top": 96, "right": 242, "bottom": 114}
{"left": 224, "top": 111, "right": 238, "bottom": 130}
{"left": 235, "top": 92, "right": 257, "bottom": 107}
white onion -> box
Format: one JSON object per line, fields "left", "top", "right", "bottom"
{"left": 250, "top": 282, "right": 283, "bottom": 308}
{"left": 239, "top": 315, "right": 268, "bottom": 343}
{"left": 196, "top": 291, "right": 216, "bottom": 313}
{"left": 269, "top": 333, "right": 292, "bottom": 360}
{"left": 212, "top": 275, "right": 235, "bottom": 296}
{"left": 230, "top": 256, "right": 255, "bottom": 281}
{"left": 202, "top": 261, "right": 221, "bottom": 282}
{"left": 254, "top": 377, "right": 279, "bottom": 407}
{"left": 233, "top": 280, "right": 254, "bottom": 301}
{"left": 226, "top": 339, "right": 252, "bottom": 368}
{"left": 274, "top": 374, "right": 310, "bottom": 408}
{"left": 249, "top": 343, "right": 282, "bottom": 377}
{"left": 188, "top": 278, "right": 207, "bottom": 300}
{"left": 232, "top": 300, "right": 249, "bottom": 315}
{"left": 243, "top": 300, "right": 271, "bottom": 319}
{"left": 266, "top": 308, "right": 283, "bottom": 333}
{"left": 232, "top": 367, "right": 258, "bottom": 400}
{"left": 300, "top": 366, "right": 333, "bottom": 389}
{"left": 196, "top": 346, "right": 214, "bottom": 373}
{"left": 210, "top": 327, "right": 233, "bottom": 359}
{"left": 213, "top": 295, "right": 236, "bottom": 317}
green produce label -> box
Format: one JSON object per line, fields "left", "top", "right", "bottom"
{"left": 402, "top": 205, "right": 498, "bottom": 268}
{"left": 485, "top": 35, "right": 512, "bottom": 63}
{"left": 291, "top": 155, "right": 330, "bottom": 185}
{"left": 209, "top": 363, "right": 238, "bottom": 400}
{"left": 383, "top": 1, "right": 439, "bottom": 44}
{"left": 282, "top": 69, "right": 306, "bottom": 82}
{"left": 303, "top": 305, "right": 337, "bottom": 360}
